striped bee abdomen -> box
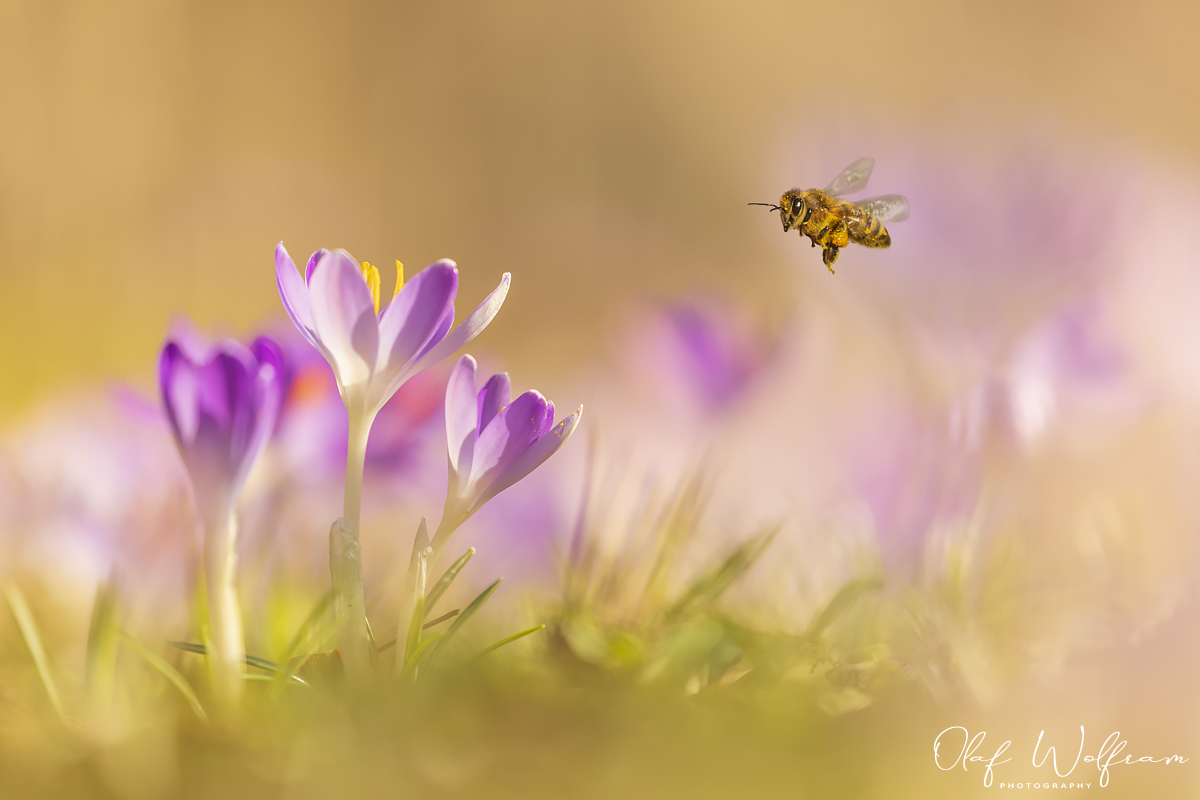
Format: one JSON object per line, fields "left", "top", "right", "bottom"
{"left": 844, "top": 205, "right": 891, "bottom": 249}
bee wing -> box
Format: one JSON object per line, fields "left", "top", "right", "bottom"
{"left": 823, "top": 157, "right": 875, "bottom": 196}
{"left": 855, "top": 194, "right": 909, "bottom": 223}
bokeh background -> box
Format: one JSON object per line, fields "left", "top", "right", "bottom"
{"left": 3, "top": 0, "right": 1200, "bottom": 412}
{"left": 4, "top": 1, "right": 1200, "bottom": 797}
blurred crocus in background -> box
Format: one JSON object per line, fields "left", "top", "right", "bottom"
{"left": 626, "top": 299, "right": 781, "bottom": 421}
{"left": 158, "top": 333, "right": 283, "bottom": 706}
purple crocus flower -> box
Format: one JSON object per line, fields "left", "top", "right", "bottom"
{"left": 276, "top": 243, "right": 511, "bottom": 679}
{"left": 630, "top": 300, "right": 779, "bottom": 418}
{"left": 275, "top": 243, "right": 509, "bottom": 418}
{"left": 159, "top": 337, "right": 284, "bottom": 525}
{"left": 158, "top": 333, "right": 283, "bottom": 706}
{"left": 436, "top": 354, "right": 582, "bottom": 554}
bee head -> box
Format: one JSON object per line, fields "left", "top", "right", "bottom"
{"left": 779, "top": 191, "right": 807, "bottom": 233}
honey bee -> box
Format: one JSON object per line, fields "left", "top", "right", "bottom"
{"left": 750, "top": 157, "right": 909, "bottom": 273}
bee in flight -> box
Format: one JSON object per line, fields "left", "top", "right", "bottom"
{"left": 750, "top": 157, "right": 909, "bottom": 273}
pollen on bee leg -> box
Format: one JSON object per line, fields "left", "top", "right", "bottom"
{"left": 360, "top": 262, "right": 382, "bottom": 314}
{"left": 393, "top": 261, "right": 404, "bottom": 298}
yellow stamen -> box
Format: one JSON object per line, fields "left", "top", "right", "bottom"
{"left": 360, "top": 262, "right": 381, "bottom": 315}
{"left": 393, "top": 261, "right": 405, "bottom": 298}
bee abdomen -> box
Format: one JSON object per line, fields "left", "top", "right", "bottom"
{"left": 848, "top": 211, "right": 891, "bottom": 249}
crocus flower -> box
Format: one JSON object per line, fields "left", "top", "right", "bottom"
{"left": 630, "top": 299, "right": 779, "bottom": 418}
{"left": 274, "top": 243, "right": 509, "bottom": 420}
{"left": 270, "top": 324, "right": 447, "bottom": 488}
{"left": 275, "top": 242, "right": 509, "bottom": 680}
{"left": 436, "top": 354, "right": 582, "bottom": 555}
{"left": 160, "top": 337, "right": 284, "bottom": 525}
{"left": 159, "top": 333, "right": 284, "bottom": 707}
{"left": 1003, "top": 304, "right": 1135, "bottom": 450}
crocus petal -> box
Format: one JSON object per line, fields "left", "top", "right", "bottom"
{"left": 477, "top": 373, "right": 511, "bottom": 432}
{"left": 247, "top": 335, "right": 286, "bottom": 445}
{"left": 250, "top": 336, "right": 285, "bottom": 383}
{"left": 376, "top": 261, "right": 458, "bottom": 384}
{"left": 472, "top": 405, "right": 583, "bottom": 512}
{"left": 468, "top": 390, "right": 554, "bottom": 494}
{"left": 309, "top": 249, "right": 380, "bottom": 394}
{"left": 234, "top": 364, "right": 282, "bottom": 492}
{"left": 160, "top": 335, "right": 286, "bottom": 525}
{"left": 305, "top": 248, "right": 329, "bottom": 284}
{"left": 161, "top": 343, "right": 254, "bottom": 517}
{"left": 445, "top": 355, "right": 479, "bottom": 481}
{"left": 276, "top": 243, "right": 321, "bottom": 350}
{"left": 159, "top": 343, "right": 196, "bottom": 444}
{"left": 205, "top": 341, "right": 263, "bottom": 476}
{"left": 168, "top": 316, "right": 213, "bottom": 363}
{"left": 403, "top": 272, "right": 511, "bottom": 382}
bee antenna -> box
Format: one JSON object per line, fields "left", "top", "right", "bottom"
{"left": 747, "top": 202, "right": 782, "bottom": 212}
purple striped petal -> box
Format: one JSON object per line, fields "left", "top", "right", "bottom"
{"left": 472, "top": 405, "right": 583, "bottom": 512}
{"left": 445, "top": 355, "right": 479, "bottom": 481}
{"left": 308, "top": 249, "right": 379, "bottom": 393}
{"left": 377, "top": 260, "right": 458, "bottom": 381}
{"left": 477, "top": 373, "right": 511, "bottom": 432}
{"left": 469, "top": 390, "right": 554, "bottom": 493}
{"left": 404, "top": 272, "right": 510, "bottom": 380}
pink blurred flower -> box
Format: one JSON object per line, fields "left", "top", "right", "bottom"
{"left": 622, "top": 298, "right": 781, "bottom": 427}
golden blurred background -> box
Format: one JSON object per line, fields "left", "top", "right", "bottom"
{"left": 3, "top": 0, "right": 1200, "bottom": 416}
{"left": 5, "top": 4, "right": 1200, "bottom": 796}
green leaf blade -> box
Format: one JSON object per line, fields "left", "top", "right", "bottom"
{"left": 3, "top": 581, "right": 65, "bottom": 722}
{"left": 120, "top": 633, "right": 208, "bottom": 722}
{"left": 424, "top": 548, "right": 475, "bottom": 616}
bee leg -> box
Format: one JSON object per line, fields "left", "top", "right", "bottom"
{"left": 822, "top": 245, "right": 839, "bottom": 274}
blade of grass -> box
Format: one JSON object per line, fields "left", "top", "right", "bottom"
{"left": 401, "top": 632, "right": 444, "bottom": 677}
{"left": 807, "top": 577, "right": 884, "bottom": 635}
{"left": 364, "top": 614, "right": 377, "bottom": 650}
{"left": 425, "top": 578, "right": 502, "bottom": 670}
{"left": 269, "top": 591, "right": 333, "bottom": 696}
{"left": 471, "top": 624, "right": 546, "bottom": 661}
{"left": 169, "top": 641, "right": 307, "bottom": 685}
{"left": 3, "top": 581, "right": 65, "bottom": 722}
{"left": 423, "top": 609, "right": 460, "bottom": 630}
{"left": 424, "top": 548, "right": 475, "bottom": 616}
{"left": 119, "top": 633, "right": 207, "bottom": 722}
{"left": 244, "top": 673, "right": 309, "bottom": 687}
{"left": 404, "top": 595, "right": 424, "bottom": 663}
{"left": 640, "top": 471, "right": 710, "bottom": 616}
{"left": 85, "top": 581, "right": 119, "bottom": 717}
{"left": 245, "top": 654, "right": 281, "bottom": 673}
{"left": 170, "top": 640, "right": 276, "bottom": 671}
{"left": 375, "top": 609, "right": 461, "bottom": 653}
{"left": 666, "top": 524, "right": 779, "bottom": 620}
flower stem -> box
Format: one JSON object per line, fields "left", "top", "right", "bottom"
{"left": 428, "top": 512, "right": 462, "bottom": 568}
{"left": 203, "top": 509, "right": 244, "bottom": 710}
{"left": 333, "top": 409, "right": 373, "bottom": 682}
{"left": 393, "top": 519, "right": 431, "bottom": 679}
